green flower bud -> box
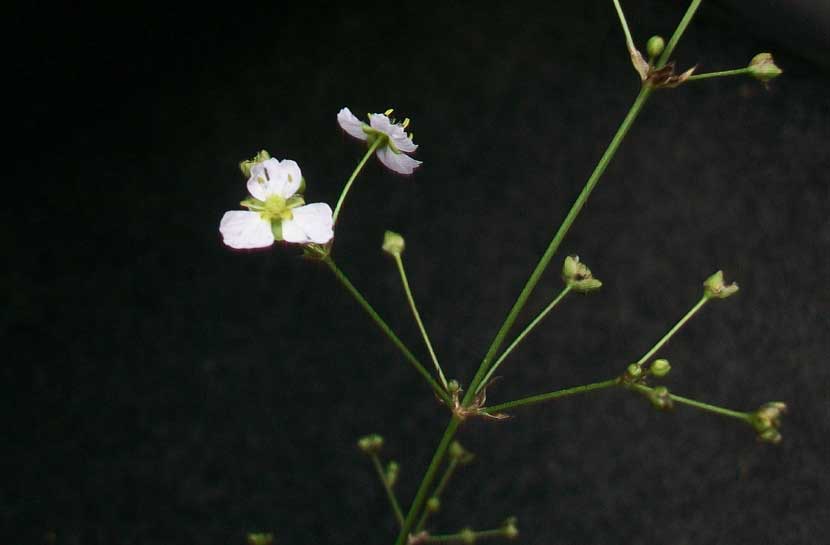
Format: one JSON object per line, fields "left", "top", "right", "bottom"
{"left": 703, "top": 270, "right": 739, "bottom": 300}
{"left": 646, "top": 35, "right": 665, "bottom": 59}
{"left": 750, "top": 401, "right": 787, "bottom": 444}
{"left": 449, "top": 440, "right": 475, "bottom": 465}
{"left": 357, "top": 433, "right": 384, "bottom": 454}
{"left": 460, "top": 528, "right": 476, "bottom": 544}
{"left": 650, "top": 358, "right": 671, "bottom": 378}
{"left": 648, "top": 386, "right": 674, "bottom": 411}
{"left": 246, "top": 533, "right": 274, "bottom": 545}
{"left": 562, "top": 255, "right": 603, "bottom": 293}
{"left": 239, "top": 150, "right": 271, "bottom": 178}
{"left": 748, "top": 53, "right": 782, "bottom": 82}
{"left": 502, "top": 517, "right": 519, "bottom": 540}
{"left": 386, "top": 461, "right": 400, "bottom": 487}
{"left": 625, "top": 363, "right": 643, "bottom": 381}
{"left": 382, "top": 230, "right": 406, "bottom": 256}
{"left": 447, "top": 379, "right": 461, "bottom": 394}
{"left": 426, "top": 497, "right": 441, "bottom": 512}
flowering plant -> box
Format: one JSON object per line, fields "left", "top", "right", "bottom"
{"left": 220, "top": 2, "right": 787, "bottom": 544}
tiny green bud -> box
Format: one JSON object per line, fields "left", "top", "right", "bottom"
{"left": 382, "top": 230, "right": 406, "bottom": 256}
{"left": 750, "top": 401, "right": 787, "bottom": 444}
{"left": 357, "top": 433, "right": 384, "bottom": 454}
{"left": 648, "top": 385, "right": 674, "bottom": 411}
{"left": 650, "top": 358, "right": 671, "bottom": 378}
{"left": 626, "top": 363, "right": 643, "bottom": 380}
{"left": 386, "top": 461, "right": 400, "bottom": 487}
{"left": 426, "top": 497, "right": 441, "bottom": 512}
{"left": 447, "top": 379, "right": 461, "bottom": 394}
{"left": 703, "top": 270, "right": 739, "bottom": 300}
{"left": 239, "top": 150, "right": 271, "bottom": 178}
{"left": 562, "top": 255, "right": 603, "bottom": 293}
{"left": 460, "top": 528, "right": 476, "bottom": 544}
{"left": 449, "top": 440, "right": 475, "bottom": 465}
{"left": 748, "top": 53, "right": 782, "bottom": 82}
{"left": 246, "top": 533, "right": 274, "bottom": 545}
{"left": 502, "top": 517, "right": 519, "bottom": 540}
{"left": 646, "top": 35, "right": 665, "bottom": 59}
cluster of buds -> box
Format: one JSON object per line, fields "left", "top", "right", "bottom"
{"left": 357, "top": 433, "right": 385, "bottom": 454}
{"left": 561, "top": 256, "right": 602, "bottom": 293}
{"left": 703, "top": 270, "right": 740, "bottom": 300}
{"left": 382, "top": 230, "right": 406, "bottom": 257}
{"left": 750, "top": 402, "right": 787, "bottom": 444}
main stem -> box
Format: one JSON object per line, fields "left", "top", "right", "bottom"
{"left": 465, "top": 85, "right": 653, "bottom": 402}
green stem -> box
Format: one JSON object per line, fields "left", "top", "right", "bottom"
{"left": 414, "top": 458, "right": 460, "bottom": 533}
{"left": 612, "top": 0, "right": 637, "bottom": 54}
{"left": 371, "top": 453, "right": 405, "bottom": 527}
{"left": 323, "top": 257, "right": 451, "bottom": 405}
{"left": 332, "top": 138, "right": 383, "bottom": 224}
{"left": 686, "top": 67, "right": 752, "bottom": 81}
{"left": 476, "top": 286, "right": 572, "bottom": 393}
{"left": 393, "top": 417, "right": 462, "bottom": 545}
{"left": 465, "top": 85, "right": 653, "bottom": 404}
{"left": 426, "top": 527, "right": 512, "bottom": 543}
{"left": 631, "top": 384, "right": 752, "bottom": 422}
{"left": 481, "top": 379, "right": 619, "bottom": 414}
{"left": 656, "top": 0, "right": 703, "bottom": 69}
{"left": 636, "top": 296, "right": 708, "bottom": 365}
{"left": 395, "top": 254, "right": 449, "bottom": 390}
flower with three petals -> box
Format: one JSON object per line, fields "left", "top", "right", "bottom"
{"left": 220, "top": 158, "right": 333, "bottom": 249}
{"left": 337, "top": 107, "right": 422, "bottom": 174}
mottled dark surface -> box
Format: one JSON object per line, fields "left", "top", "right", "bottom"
{"left": 5, "top": 2, "right": 829, "bottom": 544}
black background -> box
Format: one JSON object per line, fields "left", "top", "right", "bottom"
{"left": 5, "top": 1, "right": 829, "bottom": 544}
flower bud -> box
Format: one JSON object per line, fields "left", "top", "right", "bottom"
{"left": 460, "top": 528, "right": 476, "bottom": 544}
{"left": 650, "top": 358, "right": 671, "bottom": 378}
{"left": 624, "top": 363, "right": 643, "bottom": 382}
{"left": 386, "top": 461, "right": 400, "bottom": 487}
{"left": 562, "top": 256, "right": 603, "bottom": 293}
{"left": 357, "top": 433, "right": 384, "bottom": 454}
{"left": 502, "top": 517, "right": 519, "bottom": 540}
{"left": 426, "top": 497, "right": 441, "bottom": 512}
{"left": 239, "top": 150, "right": 271, "bottom": 178}
{"left": 646, "top": 35, "right": 665, "bottom": 59}
{"left": 648, "top": 385, "right": 674, "bottom": 411}
{"left": 382, "top": 230, "right": 406, "bottom": 256}
{"left": 750, "top": 401, "right": 787, "bottom": 444}
{"left": 449, "top": 440, "right": 475, "bottom": 465}
{"left": 748, "top": 53, "right": 782, "bottom": 82}
{"left": 703, "top": 270, "right": 739, "bottom": 300}
{"left": 246, "top": 533, "right": 274, "bottom": 545}
{"left": 447, "top": 379, "right": 461, "bottom": 394}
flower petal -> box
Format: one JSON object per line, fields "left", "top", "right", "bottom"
{"left": 283, "top": 203, "right": 334, "bottom": 244}
{"left": 337, "top": 107, "right": 368, "bottom": 141}
{"left": 376, "top": 146, "right": 422, "bottom": 175}
{"left": 247, "top": 158, "right": 303, "bottom": 200}
{"left": 390, "top": 133, "right": 418, "bottom": 153}
{"left": 219, "top": 211, "right": 274, "bottom": 249}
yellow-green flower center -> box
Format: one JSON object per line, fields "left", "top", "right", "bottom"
{"left": 261, "top": 195, "right": 294, "bottom": 222}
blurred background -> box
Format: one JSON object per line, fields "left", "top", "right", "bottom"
{"left": 4, "top": 1, "right": 829, "bottom": 544}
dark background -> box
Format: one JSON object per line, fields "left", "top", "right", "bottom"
{"left": 5, "top": 1, "right": 829, "bottom": 544}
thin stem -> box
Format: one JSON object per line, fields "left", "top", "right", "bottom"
{"left": 323, "top": 257, "right": 451, "bottom": 405}
{"left": 476, "top": 286, "right": 572, "bottom": 393}
{"left": 612, "top": 0, "right": 637, "bottom": 53}
{"left": 465, "top": 85, "right": 653, "bottom": 404}
{"left": 332, "top": 138, "right": 383, "bottom": 224}
{"left": 414, "top": 458, "right": 460, "bottom": 533}
{"left": 656, "top": 0, "right": 703, "bottom": 69}
{"left": 631, "top": 384, "right": 752, "bottom": 422}
{"left": 426, "top": 527, "right": 512, "bottom": 543}
{"left": 395, "top": 254, "right": 449, "bottom": 390}
{"left": 686, "top": 67, "right": 752, "bottom": 81}
{"left": 393, "top": 417, "right": 462, "bottom": 545}
{"left": 371, "top": 453, "right": 405, "bottom": 527}
{"left": 636, "top": 296, "right": 708, "bottom": 366}
{"left": 481, "top": 379, "right": 619, "bottom": 414}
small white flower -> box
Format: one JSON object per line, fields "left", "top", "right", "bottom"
{"left": 220, "top": 158, "right": 334, "bottom": 249}
{"left": 337, "top": 107, "right": 422, "bottom": 174}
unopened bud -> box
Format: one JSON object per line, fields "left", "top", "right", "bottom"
{"left": 460, "top": 528, "right": 476, "bottom": 544}
{"left": 386, "top": 461, "right": 400, "bottom": 487}
{"left": 502, "top": 517, "right": 519, "bottom": 540}
{"left": 750, "top": 401, "right": 787, "bottom": 444}
{"left": 646, "top": 35, "right": 665, "bottom": 59}
{"left": 246, "top": 533, "right": 274, "bottom": 545}
{"left": 449, "top": 440, "right": 475, "bottom": 465}
{"left": 382, "top": 230, "right": 405, "bottom": 256}
{"left": 648, "top": 385, "right": 674, "bottom": 411}
{"left": 357, "top": 433, "right": 384, "bottom": 454}
{"left": 447, "top": 379, "right": 461, "bottom": 394}
{"left": 239, "top": 150, "right": 271, "bottom": 178}
{"left": 650, "top": 358, "right": 671, "bottom": 378}
{"left": 748, "top": 53, "right": 782, "bottom": 82}
{"left": 703, "top": 270, "right": 739, "bottom": 300}
{"left": 562, "top": 255, "right": 603, "bottom": 293}
{"left": 426, "top": 497, "right": 441, "bottom": 512}
{"left": 624, "top": 363, "right": 643, "bottom": 382}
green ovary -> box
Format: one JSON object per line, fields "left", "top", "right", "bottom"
{"left": 261, "top": 195, "right": 294, "bottom": 221}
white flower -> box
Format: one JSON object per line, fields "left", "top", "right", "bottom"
{"left": 219, "top": 158, "right": 334, "bottom": 249}
{"left": 337, "top": 107, "right": 422, "bottom": 174}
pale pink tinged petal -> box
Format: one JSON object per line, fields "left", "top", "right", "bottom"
{"left": 391, "top": 134, "right": 418, "bottom": 153}
{"left": 337, "top": 107, "right": 368, "bottom": 140}
{"left": 376, "top": 147, "right": 422, "bottom": 175}
{"left": 219, "top": 211, "right": 274, "bottom": 249}
{"left": 368, "top": 113, "right": 396, "bottom": 134}
{"left": 290, "top": 203, "right": 334, "bottom": 244}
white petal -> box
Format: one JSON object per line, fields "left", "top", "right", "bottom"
{"left": 247, "top": 158, "right": 303, "bottom": 200}
{"left": 219, "top": 211, "right": 274, "bottom": 249}
{"left": 337, "top": 107, "right": 368, "bottom": 141}
{"left": 285, "top": 203, "right": 334, "bottom": 244}
{"left": 376, "top": 147, "right": 422, "bottom": 175}
{"left": 391, "top": 133, "right": 418, "bottom": 153}
{"left": 368, "top": 113, "right": 396, "bottom": 135}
